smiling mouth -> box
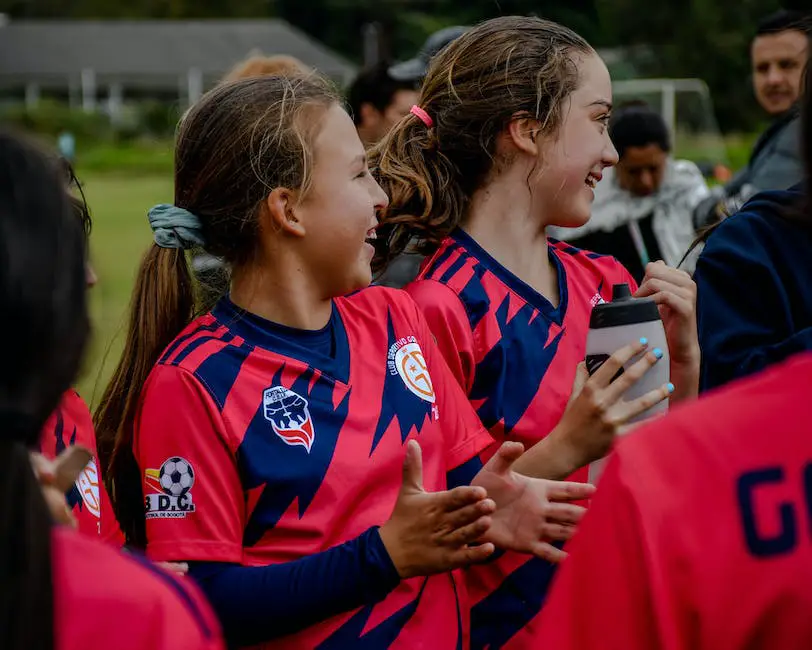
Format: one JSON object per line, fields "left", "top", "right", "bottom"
{"left": 585, "top": 172, "right": 602, "bottom": 189}
{"left": 365, "top": 227, "right": 377, "bottom": 246}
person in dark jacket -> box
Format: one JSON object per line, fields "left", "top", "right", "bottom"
{"left": 694, "top": 10, "right": 809, "bottom": 230}
{"left": 694, "top": 47, "right": 811, "bottom": 392}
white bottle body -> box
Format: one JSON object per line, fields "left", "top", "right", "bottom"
{"left": 585, "top": 320, "right": 669, "bottom": 483}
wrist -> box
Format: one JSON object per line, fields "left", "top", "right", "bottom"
{"left": 377, "top": 522, "right": 410, "bottom": 579}
{"left": 520, "top": 428, "right": 584, "bottom": 480}
{"left": 669, "top": 354, "right": 700, "bottom": 401}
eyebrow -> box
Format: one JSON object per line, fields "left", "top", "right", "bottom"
{"left": 352, "top": 153, "right": 367, "bottom": 166}
{"left": 588, "top": 100, "right": 613, "bottom": 110}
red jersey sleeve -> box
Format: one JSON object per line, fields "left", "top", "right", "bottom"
{"left": 134, "top": 364, "right": 244, "bottom": 564}
{"left": 406, "top": 279, "right": 477, "bottom": 394}
{"left": 537, "top": 449, "right": 668, "bottom": 650}
{"left": 409, "top": 297, "right": 492, "bottom": 471}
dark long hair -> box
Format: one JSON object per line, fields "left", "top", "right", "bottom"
{"left": 0, "top": 130, "right": 91, "bottom": 649}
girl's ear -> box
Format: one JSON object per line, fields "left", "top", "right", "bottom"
{"left": 264, "top": 187, "right": 306, "bottom": 237}
{"left": 506, "top": 112, "right": 542, "bottom": 157}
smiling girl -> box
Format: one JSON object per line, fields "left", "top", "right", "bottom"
{"left": 372, "top": 16, "right": 700, "bottom": 649}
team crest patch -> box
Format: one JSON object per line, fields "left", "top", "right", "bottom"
{"left": 387, "top": 336, "right": 435, "bottom": 403}
{"left": 144, "top": 456, "right": 196, "bottom": 519}
{"left": 76, "top": 458, "right": 101, "bottom": 519}
{"left": 263, "top": 386, "right": 315, "bottom": 453}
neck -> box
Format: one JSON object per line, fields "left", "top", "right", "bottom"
{"left": 230, "top": 252, "right": 333, "bottom": 331}
{"left": 463, "top": 174, "right": 558, "bottom": 303}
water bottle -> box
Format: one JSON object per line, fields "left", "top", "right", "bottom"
{"left": 585, "top": 283, "right": 669, "bottom": 483}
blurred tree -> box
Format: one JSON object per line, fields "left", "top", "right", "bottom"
{"left": 0, "top": 0, "right": 800, "bottom": 132}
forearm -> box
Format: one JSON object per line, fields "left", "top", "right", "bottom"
{"left": 188, "top": 527, "right": 400, "bottom": 647}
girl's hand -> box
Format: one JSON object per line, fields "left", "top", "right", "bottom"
{"left": 635, "top": 261, "right": 700, "bottom": 400}
{"left": 155, "top": 562, "right": 190, "bottom": 576}
{"left": 472, "top": 442, "right": 595, "bottom": 562}
{"left": 379, "top": 440, "right": 497, "bottom": 579}
{"left": 30, "top": 446, "right": 93, "bottom": 528}
{"left": 544, "top": 339, "right": 672, "bottom": 476}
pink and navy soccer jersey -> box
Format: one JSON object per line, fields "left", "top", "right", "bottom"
{"left": 406, "top": 229, "right": 636, "bottom": 650}
{"left": 133, "top": 286, "right": 492, "bottom": 649}
{"left": 39, "top": 390, "right": 123, "bottom": 545}
{"left": 53, "top": 526, "right": 224, "bottom": 650}
{"left": 538, "top": 354, "right": 812, "bottom": 650}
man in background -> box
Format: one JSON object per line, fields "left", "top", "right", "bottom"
{"left": 347, "top": 61, "right": 420, "bottom": 147}
{"left": 695, "top": 10, "right": 809, "bottom": 229}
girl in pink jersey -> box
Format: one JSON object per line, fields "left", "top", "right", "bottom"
{"left": 96, "top": 75, "right": 602, "bottom": 649}
{"left": 372, "top": 15, "right": 700, "bottom": 649}
{"left": 0, "top": 129, "right": 223, "bottom": 650}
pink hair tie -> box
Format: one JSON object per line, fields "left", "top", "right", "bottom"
{"left": 410, "top": 105, "right": 434, "bottom": 128}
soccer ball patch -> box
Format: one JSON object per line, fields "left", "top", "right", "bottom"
{"left": 144, "top": 456, "right": 196, "bottom": 519}
{"left": 263, "top": 386, "right": 315, "bottom": 453}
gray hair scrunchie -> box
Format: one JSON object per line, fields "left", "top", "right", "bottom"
{"left": 148, "top": 203, "right": 206, "bottom": 250}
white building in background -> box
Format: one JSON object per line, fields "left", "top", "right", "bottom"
{"left": 0, "top": 19, "right": 357, "bottom": 119}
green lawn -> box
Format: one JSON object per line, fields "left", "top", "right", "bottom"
{"left": 77, "top": 172, "right": 173, "bottom": 407}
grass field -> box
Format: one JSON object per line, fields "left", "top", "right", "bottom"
{"left": 76, "top": 172, "right": 173, "bottom": 407}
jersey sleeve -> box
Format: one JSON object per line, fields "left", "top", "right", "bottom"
{"left": 406, "top": 279, "right": 477, "bottom": 394}
{"left": 409, "top": 297, "right": 492, "bottom": 471}
{"left": 134, "top": 364, "right": 244, "bottom": 564}
{"left": 39, "top": 391, "right": 107, "bottom": 538}
{"left": 537, "top": 449, "right": 670, "bottom": 650}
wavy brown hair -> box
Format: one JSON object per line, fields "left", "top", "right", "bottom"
{"left": 94, "top": 75, "right": 339, "bottom": 547}
{"left": 370, "top": 15, "right": 594, "bottom": 273}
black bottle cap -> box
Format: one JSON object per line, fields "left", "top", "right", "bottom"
{"left": 612, "top": 283, "right": 633, "bottom": 300}
{"left": 589, "top": 283, "right": 661, "bottom": 329}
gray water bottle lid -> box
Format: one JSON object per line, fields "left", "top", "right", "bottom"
{"left": 589, "top": 283, "right": 661, "bottom": 329}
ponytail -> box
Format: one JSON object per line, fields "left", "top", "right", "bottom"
{"left": 95, "top": 244, "right": 194, "bottom": 548}
{"left": 0, "top": 439, "right": 54, "bottom": 650}
{"left": 370, "top": 112, "right": 470, "bottom": 275}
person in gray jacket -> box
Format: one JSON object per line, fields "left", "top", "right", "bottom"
{"left": 695, "top": 10, "right": 809, "bottom": 229}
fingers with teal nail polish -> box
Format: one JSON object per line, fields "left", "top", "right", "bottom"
{"left": 653, "top": 348, "right": 663, "bottom": 360}
{"left": 667, "top": 383, "right": 675, "bottom": 394}
{"left": 639, "top": 337, "right": 648, "bottom": 346}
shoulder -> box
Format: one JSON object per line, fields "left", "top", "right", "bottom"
{"left": 669, "top": 158, "right": 708, "bottom": 187}
{"left": 549, "top": 238, "right": 633, "bottom": 285}
{"left": 39, "top": 390, "right": 97, "bottom": 457}
{"left": 53, "top": 527, "right": 222, "bottom": 649}
{"left": 156, "top": 312, "right": 230, "bottom": 371}
{"left": 342, "top": 285, "right": 422, "bottom": 322}
{"left": 406, "top": 277, "right": 465, "bottom": 312}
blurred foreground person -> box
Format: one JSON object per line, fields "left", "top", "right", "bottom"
{"left": 0, "top": 129, "right": 223, "bottom": 650}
